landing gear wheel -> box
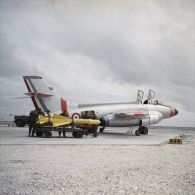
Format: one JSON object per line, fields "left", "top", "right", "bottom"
{"left": 36, "top": 131, "right": 43, "bottom": 137}
{"left": 45, "top": 131, "right": 52, "bottom": 138}
{"left": 99, "top": 127, "right": 104, "bottom": 133}
{"left": 135, "top": 130, "right": 140, "bottom": 136}
{"left": 143, "top": 127, "right": 148, "bottom": 135}
{"left": 139, "top": 126, "right": 144, "bottom": 134}
{"left": 139, "top": 126, "right": 148, "bottom": 135}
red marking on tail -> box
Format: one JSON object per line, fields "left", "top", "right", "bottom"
{"left": 23, "top": 78, "right": 39, "bottom": 109}
{"left": 61, "top": 97, "right": 69, "bottom": 116}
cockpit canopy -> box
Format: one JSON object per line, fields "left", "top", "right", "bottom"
{"left": 144, "top": 100, "right": 159, "bottom": 105}
{"left": 137, "top": 90, "right": 171, "bottom": 108}
{"left": 144, "top": 99, "right": 171, "bottom": 108}
{"left": 138, "top": 89, "right": 156, "bottom": 105}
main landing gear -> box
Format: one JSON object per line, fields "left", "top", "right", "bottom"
{"left": 135, "top": 126, "right": 148, "bottom": 136}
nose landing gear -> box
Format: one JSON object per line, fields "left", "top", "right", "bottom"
{"left": 135, "top": 130, "right": 141, "bottom": 136}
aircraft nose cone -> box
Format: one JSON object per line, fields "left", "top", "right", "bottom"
{"left": 174, "top": 109, "right": 178, "bottom": 115}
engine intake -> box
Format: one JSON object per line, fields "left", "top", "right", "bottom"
{"left": 141, "top": 115, "right": 160, "bottom": 126}
{"left": 101, "top": 114, "right": 160, "bottom": 127}
{"left": 101, "top": 114, "right": 141, "bottom": 127}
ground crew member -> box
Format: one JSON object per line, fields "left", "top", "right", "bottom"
{"left": 82, "top": 110, "right": 98, "bottom": 137}
{"left": 91, "top": 111, "right": 98, "bottom": 137}
{"left": 38, "top": 108, "right": 45, "bottom": 116}
{"left": 46, "top": 110, "right": 51, "bottom": 124}
{"left": 58, "top": 112, "right": 66, "bottom": 137}
{"left": 58, "top": 130, "right": 66, "bottom": 137}
{"left": 29, "top": 108, "right": 39, "bottom": 137}
{"left": 81, "top": 111, "right": 87, "bottom": 119}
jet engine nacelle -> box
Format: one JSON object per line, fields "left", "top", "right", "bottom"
{"left": 101, "top": 114, "right": 161, "bottom": 127}
{"left": 102, "top": 114, "right": 141, "bottom": 127}
{"left": 141, "top": 115, "right": 160, "bottom": 126}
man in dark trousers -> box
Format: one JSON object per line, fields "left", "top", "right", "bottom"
{"left": 29, "top": 108, "right": 44, "bottom": 137}
{"left": 58, "top": 110, "right": 68, "bottom": 137}
{"left": 29, "top": 109, "right": 38, "bottom": 137}
{"left": 82, "top": 110, "right": 98, "bottom": 137}
{"left": 38, "top": 108, "right": 45, "bottom": 116}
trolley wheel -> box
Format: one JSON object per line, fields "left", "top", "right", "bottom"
{"left": 45, "top": 131, "right": 52, "bottom": 138}
{"left": 135, "top": 130, "right": 140, "bottom": 136}
{"left": 76, "top": 131, "right": 83, "bottom": 138}
{"left": 36, "top": 131, "right": 43, "bottom": 137}
{"left": 72, "top": 131, "right": 77, "bottom": 138}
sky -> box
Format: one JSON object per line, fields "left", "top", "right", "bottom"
{"left": 0, "top": 0, "right": 194, "bottom": 126}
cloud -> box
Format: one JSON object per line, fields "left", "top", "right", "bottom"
{"left": 0, "top": 0, "right": 194, "bottom": 126}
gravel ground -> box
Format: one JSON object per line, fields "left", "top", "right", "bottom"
{"left": 0, "top": 136, "right": 195, "bottom": 195}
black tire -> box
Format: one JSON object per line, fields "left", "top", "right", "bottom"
{"left": 15, "top": 120, "right": 25, "bottom": 127}
{"left": 138, "top": 126, "right": 144, "bottom": 134}
{"left": 143, "top": 127, "right": 148, "bottom": 135}
{"left": 135, "top": 130, "right": 140, "bottom": 136}
{"left": 36, "top": 131, "right": 43, "bottom": 137}
{"left": 76, "top": 131, "right": 83, "bottom": 138}
{"left": 72, "top": 131, "right": 77, "bottom": 138}
{"left": 45, "top": 131, "right": 52, "bottom": 138}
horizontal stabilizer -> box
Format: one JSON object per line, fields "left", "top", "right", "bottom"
{"left": 25, "top": 92, "right": 53, "bottom": 97}
{"left": 9, "top": 96, "right": 31, "bottom": 99}
{"left": 23, "top": 76, "right": 42, "bottom": 79}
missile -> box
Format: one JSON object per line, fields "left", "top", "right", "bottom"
{"left": 37, "top": 114, "right": 100, "bottom": 127}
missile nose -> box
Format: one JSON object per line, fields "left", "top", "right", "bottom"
{"left": 174, "top": 109, "right": 178, "bottom": 115}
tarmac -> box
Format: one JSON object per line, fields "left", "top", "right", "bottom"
{"left": 0, "top": 126, "right": 194, "bottom": 145}
{"left": 0, "top": 126, "right": 195, "bottom": 195}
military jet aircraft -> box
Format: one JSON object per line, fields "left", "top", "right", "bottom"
{"left": 23, "top": 76, "right": 178, "bottom": 136}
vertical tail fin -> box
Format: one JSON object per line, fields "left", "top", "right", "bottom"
{"left": 23, "top": 76, "right": 68, "bottom": 114}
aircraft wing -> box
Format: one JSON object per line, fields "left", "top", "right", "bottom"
{"left": 78, "top": 101, "right": 138, "bottom": 108}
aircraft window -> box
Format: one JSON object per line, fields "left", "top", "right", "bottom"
{"left": 153, "top": 100, "right": 159, "bottom": 105}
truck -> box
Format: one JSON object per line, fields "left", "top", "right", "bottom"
{"left": 14, "top": 115, "right": 29, "bottom": 127}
